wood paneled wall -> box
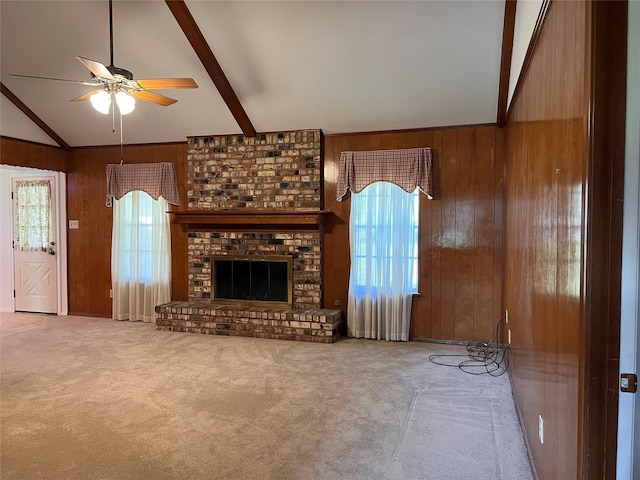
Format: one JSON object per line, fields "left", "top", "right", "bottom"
{"left": 323, "top": 126, "right": 504, "bottom": 342}
{"left": 1, "top": 136, "right": 68, "bottom": 172}
{"left": 504, "top": 2, "right": 586, "bottom": 477}
{"left": 67, "top": 143, "right": 189, "bottom": 317}
{"left": 504, "top": 1, "right": 625, "bottom": 478}
{"left": 4, "top": 129, "right": 505, "bottom": 343}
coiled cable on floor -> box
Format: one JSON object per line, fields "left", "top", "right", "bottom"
{"left": 428, "top": 316, "right": 509, "bottom": 377}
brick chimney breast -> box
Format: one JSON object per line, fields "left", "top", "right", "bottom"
{"left": 186, "top": 130, "right": 323, "bottom": 310}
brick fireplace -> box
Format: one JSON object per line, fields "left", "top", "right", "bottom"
{"left": 155, "top": 130, "right": 342, "bottom": 342}
{"left": 187, "top": 230, "right": 321, "bottom": 310}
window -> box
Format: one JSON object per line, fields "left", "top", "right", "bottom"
{"left": 347, "top": 182, "right": 419, "bottom": 341}
{"left": 14, "top": 179, "right": 54, "bottom": 252}
{"left": 111, "top": 190, "right": 171, "bottom": 322}
{"left": 350, "top": 182, "right": 419, "bottom": 294}
{"left": 114, "top": 190, "right": 157, "bottom": 283}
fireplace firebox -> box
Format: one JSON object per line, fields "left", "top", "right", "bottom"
{"left": 212, "top": 255, "right": 293, "bottom": 308}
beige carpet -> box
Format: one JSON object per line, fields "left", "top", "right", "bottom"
{"left": 1, "top": 312, "right": 533, "bottom": 480}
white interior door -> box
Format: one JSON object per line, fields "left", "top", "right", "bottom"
{"left": 12, "top": 177, "right": 57, "bottom": 314}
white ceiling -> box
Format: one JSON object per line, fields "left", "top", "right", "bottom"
{"left": 0, "top": 1, "right": 505, "bottom": 148}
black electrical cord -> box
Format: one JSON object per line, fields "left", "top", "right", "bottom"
{"left": 428, "top": 316, "right": 510, "bottom": 377}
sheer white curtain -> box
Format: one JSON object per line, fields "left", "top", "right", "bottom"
{"left": 15, "top": 179, "right": 54, "bottom": 252}
{"left": 112, "top": 191, "right": 171, "bottom": 322}
{"left": 347, "top": 182, "right": 419, "bottom": 341}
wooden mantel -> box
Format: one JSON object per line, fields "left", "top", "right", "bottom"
{"left": 171, "top": 210, "right": 330, "bottom": 231}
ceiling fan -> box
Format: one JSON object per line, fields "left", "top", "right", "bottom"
{"left": 10, "top": 0, "right": 198, "bottom": 116}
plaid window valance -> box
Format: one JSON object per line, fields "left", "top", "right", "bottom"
{"left": 336, "top": 147, "right": 433, "bottom": 201}
{"left": 106, "top": 162, "right": 181, "bottom": 206}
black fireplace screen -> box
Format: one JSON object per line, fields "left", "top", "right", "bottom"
{"left": 212, "top": 255, "right": 292, "bottom": 306}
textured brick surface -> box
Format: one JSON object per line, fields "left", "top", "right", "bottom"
{"left": 155, "top": 301, "right": 342, "bottom": 343}
{"left": 187, "top": 130, "right": 321, "bottom": 210}
{"left": 186, "top": 130, "right": 323, "bottom": 310}
{"left": 188, "top": 231, "right": 321, "bottom": 309}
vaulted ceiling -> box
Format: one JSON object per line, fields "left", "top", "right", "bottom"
{"left": 1, "top": 1, "right": 506, "bottom": 148}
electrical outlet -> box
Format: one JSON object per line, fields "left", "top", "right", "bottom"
{"left": 109, "top": 289, "right": 113, "bottom": 298}
{"left": 538, "top": 415, "right": 544, "bottom": 444}
{"left": 508, "top": 329, "right": 511, "bottom": 344}
{"left": 69, "top": 220, "right": 79, "bottom": 229}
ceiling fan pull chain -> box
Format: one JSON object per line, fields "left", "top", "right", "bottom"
{"left": 112, "top": 102, "right": 116, "bottom": 133}
{"left": 120, "top": 112, "right": 124, "bottom": 165}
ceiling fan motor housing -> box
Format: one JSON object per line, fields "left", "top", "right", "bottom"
{"left": 105, "top": 65, "right": 133, "bottom": 80}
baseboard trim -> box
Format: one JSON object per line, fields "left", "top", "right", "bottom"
{"left": 410, "top": 336, "right": 470, "bottom": 346}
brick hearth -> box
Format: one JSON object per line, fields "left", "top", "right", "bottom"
{"left": 156, "top": 302, "right": 341, "bottom": 343}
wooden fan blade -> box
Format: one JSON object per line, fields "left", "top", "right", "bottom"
{"left": 10, "top": 73, "right": 101, "bottom": 86}
{"left": 76, "top": 56, "right": 114, "bottom": 80}
{"left": 135, "top": 78, "right": 198, "bottom": 90}
{"left": 131, "top": 90, "right": 177, "bottom": 106}
{"left": 70, "top": 91, "right": 100, "bottom": 102}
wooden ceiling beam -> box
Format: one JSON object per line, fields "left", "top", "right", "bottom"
{"left": 496, "top": 0, "right": 517, "bottom": 128}
{"left": 0, "top": 82, "right": 70, "bottom": 150}
{"left": 165, "top": 0, "right": 257, "bottom": 137}
{"left": 498, "top": 0, "right": 552, "bottom": 127}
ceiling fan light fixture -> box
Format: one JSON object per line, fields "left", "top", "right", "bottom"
{"left": 90, "top": 90, "right": 111, "bottom": 114}
{"left": 115, "top": 91, "right": 135, "bottom": 115}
